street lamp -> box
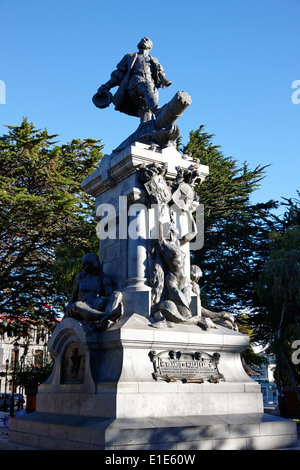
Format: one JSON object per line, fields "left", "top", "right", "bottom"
{"left": 9, "top": 341, "right": 19, "bottom": 417}
{"left": 2, "top": 359, "right": 9, "bottom": 412}
{"left": 18, "top": 354, "right": 25, "bottom": 410}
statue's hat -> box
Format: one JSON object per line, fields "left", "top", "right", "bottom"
{"left": 92, "top": 89, "right": 113, "bottom": 109}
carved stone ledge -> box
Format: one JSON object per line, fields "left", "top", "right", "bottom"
{"left": 81, "top": 142, "right": 209, "bottom": 198}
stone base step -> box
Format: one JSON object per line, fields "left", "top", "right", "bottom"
{"left": 9, "top": 411, "right": 298, "bottom": 450}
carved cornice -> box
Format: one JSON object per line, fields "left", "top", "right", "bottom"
{"left": 81, "top": 142, "right": 209, "bottom": 198}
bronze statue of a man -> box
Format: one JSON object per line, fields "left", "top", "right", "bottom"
{"left": 94, "top": 37, "right": 172, "bottom": 122}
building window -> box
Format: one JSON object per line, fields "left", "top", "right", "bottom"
{"left": 34, "top": 349, "right": 43, "bottom": 367}
{"left": 10, "top": 350, "right": 18, "bottom": 369}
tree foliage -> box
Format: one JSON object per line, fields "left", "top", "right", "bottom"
{"left": 0, "top": 118, "right": 102, "bottom": 327}
{"left": 180, "top": 126, "right": 277, "bottom": 312}
{"left": 252, "top": 201, "right": 300, "bottom": 404}
{"left": 272, "top": 191, "right": 300, "bottom": 232}
{"left": 15, "top": 360, "right": 54, "bottom": 395}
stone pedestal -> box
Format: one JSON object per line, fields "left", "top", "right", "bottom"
{"left": 9, "top": 315, "right": 298, "bottom": 450}
{"left": 28, "top": 316, "right": 265, "bottom": 419}
{"left": 8, "top": 142, "right": 298, "bottom": 450}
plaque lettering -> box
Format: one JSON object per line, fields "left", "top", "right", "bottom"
{"left": 149, "top": 350, "right": 224, "bottom": 383}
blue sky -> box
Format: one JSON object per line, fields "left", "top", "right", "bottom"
{"left": 1, "top": 0, "right": 300, "bottom": 211}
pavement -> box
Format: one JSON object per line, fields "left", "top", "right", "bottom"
{"left": 0, "top": 411, "right": 35, "bottom": 450}
{"left": 1, "top": 410, "right": 300, "bottom": 451}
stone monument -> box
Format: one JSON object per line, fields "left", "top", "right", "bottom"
{"left": 9, "top": 38, "right": 298, "bottom": 450}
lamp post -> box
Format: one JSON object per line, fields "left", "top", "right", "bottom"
{"left": 2, "top": 359, "right": 9, "bottom": 412}
{"left": 9, "top": 341, "right": 19, "bottom": 417}
{"left": 18, "top": 354, "right": 25, "bottom": 410}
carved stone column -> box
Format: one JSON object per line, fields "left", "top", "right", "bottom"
{"left": 81, "top": 142, "right": 209, "bottom": 318}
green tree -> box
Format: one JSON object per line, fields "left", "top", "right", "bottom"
{"left": 253, "top": 223, "right": 300, "bottom": 407}
{"left": 15, "top": 360, "right": 54, "bottom": 396}
{"left": 235, "top": 313, "right": 269, "bottom": 372}
{"left": 0, "top": 118, "right": 102, "bottom": 329}
{"left": 180, "top": 126, "right": 277, "bottom": 313}
{"left": 273, "top": 191, "right": 300, "bottom": 232}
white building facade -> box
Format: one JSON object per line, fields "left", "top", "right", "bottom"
{"left": 0, "top": 317, "right": 53, "bottom": 394}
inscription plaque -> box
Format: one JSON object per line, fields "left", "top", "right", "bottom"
{"left": 150, "top": 350, "right": 224, "bottom": 383}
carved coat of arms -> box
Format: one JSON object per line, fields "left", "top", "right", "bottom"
{"left": 144, "top": 174, "right": 172, "bottom": 205}
{"left": 172, "top": 182, "right": 195, "bottom": 211}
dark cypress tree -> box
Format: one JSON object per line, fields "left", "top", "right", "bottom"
{"left": 0, "top": 118, "right": 102, "bottom": 332}
{"left": 252, "top": 200, "right": 300, "bottom": 410}
{"left": 181, "top": 126, "right": 277, "bottom": 313}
